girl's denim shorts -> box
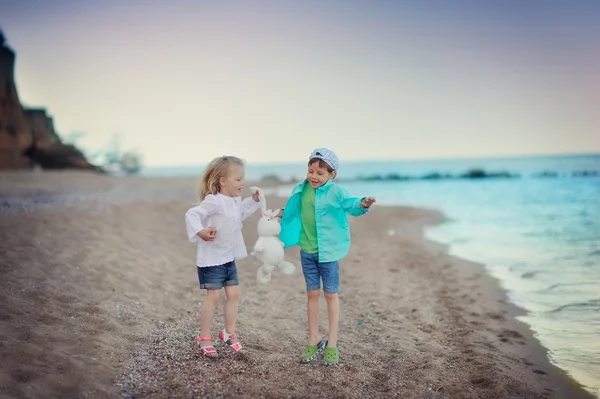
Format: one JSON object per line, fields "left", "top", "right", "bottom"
{"left": 197, "top": 261, "right": 239, "bottom": 290}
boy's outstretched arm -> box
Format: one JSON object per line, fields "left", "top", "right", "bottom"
{"left": 338, "top": 187, "right": 376, "bottom": 217}
{"left": 361, "top": 197, "right": 376, "bottom": 208}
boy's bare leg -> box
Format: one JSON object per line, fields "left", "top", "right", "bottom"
{"left": 307, "top": 289, "right": 321, "bottom": 344}
{"left": 324, "top": 292, "right": 339, "bottom": 347}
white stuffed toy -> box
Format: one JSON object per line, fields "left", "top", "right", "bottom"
{"left": 249, "top": 186, "right": 296, "bottom": 284}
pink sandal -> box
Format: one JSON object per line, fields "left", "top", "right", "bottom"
{"left": 219, "top": 329, "right": 242, "bottom": 352}
{"left": 195, "top": 335, "right": 218, "bottom": 358}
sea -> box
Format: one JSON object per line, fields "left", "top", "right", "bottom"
{"left": 145, "top": 154, "right": 600, "bottom": 396}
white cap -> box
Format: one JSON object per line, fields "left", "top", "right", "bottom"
{"left": 309, "top": 148, "right": 339, "bottom": 171}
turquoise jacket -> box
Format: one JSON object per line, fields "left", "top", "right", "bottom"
{"left": 279, "top": 179, "right": 369, "bottom": 262}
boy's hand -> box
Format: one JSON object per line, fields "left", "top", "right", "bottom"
{"left": 198, "top": 228, "right": 217, "bottom": 241}
{"left": 361, "top": 197, "right": 376, "bottom": 208}
{"left": 252, "top": 191, "right": 261, "bottom": 202}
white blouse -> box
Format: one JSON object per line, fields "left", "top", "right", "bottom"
{"left": 185, "top": 193, "right": 262, "bottom": 268}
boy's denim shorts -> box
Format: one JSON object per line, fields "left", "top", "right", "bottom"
{"left": 197, "top": 261, "right": 239, "bottom": 290}
{"left": 300, "top": 251, "right": 340, "bottom": 294}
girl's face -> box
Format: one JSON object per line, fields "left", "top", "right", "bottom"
{"left": 220, "top": 164, "right": 245, "bottom": 197}
{"left": 307, "top": 161, "right": 335, "bottom": 188}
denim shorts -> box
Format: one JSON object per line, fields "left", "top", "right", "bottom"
{"left": 300, "top": 251, "right": 340, "bottom": 294}
{"left": 197, "top": 261, "right": 239, "bottom": 290}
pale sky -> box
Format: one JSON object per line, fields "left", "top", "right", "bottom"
{"left": 1, "top": 0, "right": 599, "bottom": 166}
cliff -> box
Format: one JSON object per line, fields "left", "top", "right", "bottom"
{"left": 0, "top": 31, "right": 99, "bottom": 171}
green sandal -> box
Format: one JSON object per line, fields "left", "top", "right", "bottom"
{"left": 324, "top": 342, "right": 340, "bottom": 365}
{"left": 300, "top": 340, "right": 326, "bottom": 363}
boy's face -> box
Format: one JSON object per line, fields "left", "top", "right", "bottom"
{"left": 307, "top": 161, "right": 336, "bottom": 188}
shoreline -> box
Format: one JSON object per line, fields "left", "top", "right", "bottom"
{"left": 422, "top": 238, "right": 595, "bottom": 398}
{"left": 0, "top": 171, "right": 595, "bottom": 398}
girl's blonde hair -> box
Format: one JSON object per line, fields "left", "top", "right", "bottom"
{"left": 196, "top": 155, "right": 245, "bottom": 203}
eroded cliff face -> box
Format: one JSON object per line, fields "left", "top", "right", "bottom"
{"left": 0, "top": 31, "right": 32, "bottom": 169}
{"left": 0, "top": 31, "right": 99, "bottom": 171}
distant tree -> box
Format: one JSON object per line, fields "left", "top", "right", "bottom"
{"left": 120, "top": 151, "right": 142, "bottom": 175}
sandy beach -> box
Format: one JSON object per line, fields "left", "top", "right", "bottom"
{"left": 0, "top": 171, "right": 595, "bottom": 399}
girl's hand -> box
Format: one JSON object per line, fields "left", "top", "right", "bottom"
{"left": 252, "top": 191, "right": 260, "bottom": 202}
{"left": 361, "top": 197, "right": 376, "bottom": 208}
{"left": 198, "top": 228, "right": 217, "bottom": 241}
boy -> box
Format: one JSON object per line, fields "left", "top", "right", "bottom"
{"left": 279, "top": 148, "right": 376, "bottom": 365}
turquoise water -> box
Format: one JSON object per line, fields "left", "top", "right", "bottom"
{"left": 147, "top": 154, "right": 600, "bottom": 395}
{"left": 338, "top": 175, "right": 599, "bottom": 396}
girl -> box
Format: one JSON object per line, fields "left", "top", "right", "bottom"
{"left": 185, "top": 155, "right": 261, "bottom": 358}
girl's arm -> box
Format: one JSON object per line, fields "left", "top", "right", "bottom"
{"left": 241, "top": 196, "right": 262, "bottom": 221}
{"left": 185, "top": 195, "right": 218, "bottom": 242}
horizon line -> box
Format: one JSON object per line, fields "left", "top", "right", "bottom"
{"left": 143, "top": 151, "right": 600, "bottom": 170}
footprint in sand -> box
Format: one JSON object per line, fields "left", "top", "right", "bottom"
{"left": 418, "top": 324, "right": 435, "bottom": 333}
{"left": 522, "top": 359, "right": 535, "bottom": 366}
{"left": 469, "top": 376, "right": 495, "bottom": 388}
{"left": 10, "top": 369, "right": 33, "bottom": 383}
{"left": 485, "top": 312, "right": 506, "bottom": 321}
{"left": 497, "top": 329, "right": 524, "bottom": 344}
{"left": 499, "top": 329, "right": 523, "bottom": 338}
